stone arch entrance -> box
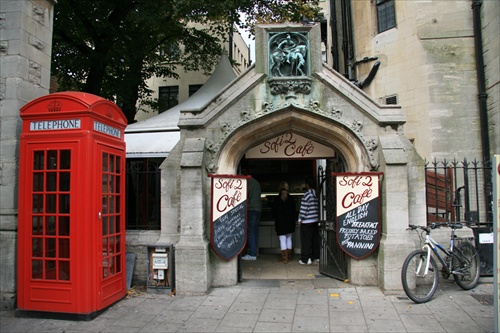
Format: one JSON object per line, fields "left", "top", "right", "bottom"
{"left": 211, "top": 106, "right": 370, "bottom": 282}
{"left": 173, "top": 23, "right": 424, "bottom": 295}
{"left": 216, "top": 106, "right": 371, "bottom": 175}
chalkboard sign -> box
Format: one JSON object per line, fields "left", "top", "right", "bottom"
{"left": 334, "top": 172, "right": 383, "bottom": 260}
{"left": 209, "top": 175, "right": 248, "bottom": 261}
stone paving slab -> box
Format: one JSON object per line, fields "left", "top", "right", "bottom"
{"left": 1, "top": 278, "right": 495, "bottom": 333}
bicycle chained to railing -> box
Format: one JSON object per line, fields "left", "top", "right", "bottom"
{"left": 401, "top": 222, "right": 481, "bottom": 303}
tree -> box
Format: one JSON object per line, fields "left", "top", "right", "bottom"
{"left": 51, "top": 0, "right": 319, "bottom": 124}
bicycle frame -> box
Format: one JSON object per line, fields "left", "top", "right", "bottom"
{"left": 422, "top": 236, "right": 452, "bottom": 275}
{"left": 421, "top": 228, "right": 467, "bottom": 276}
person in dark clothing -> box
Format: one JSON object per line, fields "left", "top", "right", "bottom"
{"left": 241, "top": 172, "right": 262, "bottom": 260}
{"left": 272, "top": 181, "right": 296, "bottom": 263}
{"left": 297, "top": 178, "right": 320, "bottom": 265}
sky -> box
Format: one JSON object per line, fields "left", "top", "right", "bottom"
{"left": 237, "top": 14, "right": 256, "bottom": 62}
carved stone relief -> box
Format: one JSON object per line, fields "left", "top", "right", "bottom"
{"left": 205, "top": 99, "right": 383, "bottom": 173}
{"left": 268, "top": 32, "right": 309, "bottom": 78}
{"left": 33, "top": 5, "right": 45, "bottom": 25}
{"left": 268, "top": 78, "right": 312, "bottom": 96}
{"left": 29, "top": 61, "right": 41, "bottom": 85}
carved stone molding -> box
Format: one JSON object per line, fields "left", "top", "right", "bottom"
{"left": 204, "top": 100, "right": 381, "bottom": 172}
{"left": 0, "top": 41, "right": 8, "bottom": 54}
{"left": 0, "top": 13, "right": 6, "bottom": 29}
{"left": 29, "top": 35, "right": 45, "bottom": 50}
{"left": 0, "top": 78, "right": 6, "bottom": 100}
{"left": 268, "top": 77, "right": 312, "bottom": 96}
{"left": 33, "top": 6, "right": 45, "bottom": 25}
{"left": 29, "top": 61, "right": 41, "bottom": 85}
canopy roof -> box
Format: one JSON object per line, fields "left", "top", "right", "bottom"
{"left": 125, "top": 52, "right": 237, "bottom": 157}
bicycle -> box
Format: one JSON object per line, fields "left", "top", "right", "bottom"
{"left": 401, "top": 222, "right": 481, "bottom": 303}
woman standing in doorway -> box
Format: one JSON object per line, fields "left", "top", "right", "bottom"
{"left": 297, "top": 178, "right": 320, "bottom": 265}
{"left": 272, "top": 181, "right": 297, "bottom": 263}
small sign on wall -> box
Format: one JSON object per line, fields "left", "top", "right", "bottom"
{"left": 334, "top": 172, "right": 383, "bottom": 260}
{"left": 209, "top": 174, "right": 248, "bottom": 261}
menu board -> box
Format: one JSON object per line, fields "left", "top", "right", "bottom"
{"left": 209, "top": 175, "right": 248, "bottom": 261}
{"left": 334, "top": 172, "right": 383, "bottom": 260}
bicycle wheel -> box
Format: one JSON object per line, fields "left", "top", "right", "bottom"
{"left": 401, "top": 250, "right": 439, "bottom": 303}
{"left": 452, "top": 242, "right": 480, "bottom": 290}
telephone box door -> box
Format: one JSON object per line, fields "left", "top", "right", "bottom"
{"left": 17, "top": 142, "right": 80, "bottom": 312}
{"left": 97, "top": 143, "right": 126, "bottom": 308}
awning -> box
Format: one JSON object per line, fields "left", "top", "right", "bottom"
{"left": 124, "top": 131, "right": 180, "bottom": 158}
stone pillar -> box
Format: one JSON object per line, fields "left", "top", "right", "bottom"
{"left": 377, "top": 134, "right": 420, "bottom": 293}
{"left": 0, "top": 0, "right": 54, "bottom": 310}
{"left": 174, "top": 138, "right": 211, "bottom": 295}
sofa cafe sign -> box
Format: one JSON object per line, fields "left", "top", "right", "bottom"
{"left": 209, "top": 175, "right": 248, "bottom": 261}
{"left": 246, "top": 131, "right": 335, "bottom": 159}
{"left": 334, "top": 172, "right": 383, "bottom": 260}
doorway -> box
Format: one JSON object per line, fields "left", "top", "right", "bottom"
{"left": 238, "top": 157, "right": 348, "bottom": 281}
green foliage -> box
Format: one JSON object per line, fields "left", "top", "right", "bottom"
{"left": 51, "top": 0, "right": 320, "bottom": 123}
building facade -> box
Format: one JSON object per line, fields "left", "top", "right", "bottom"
{"left": 0, "top": 0, "right": 498, "bottom": 310}
{"left": 124, "top": 0, "right": 499, "bottom": 295}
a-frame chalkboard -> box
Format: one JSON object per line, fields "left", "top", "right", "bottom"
{"left": 209, "top": 174, "right": 249, "bottom": 261}
{"left": 333, "top": 172, "right": 383, "bottom": 260}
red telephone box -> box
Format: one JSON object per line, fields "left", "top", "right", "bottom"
{"left": 17, "top": 92, "right": 127, "bottom": 319}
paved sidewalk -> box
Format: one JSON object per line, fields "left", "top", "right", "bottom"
{"left": 1, "top": 277, "right": 495, "bottom": 332}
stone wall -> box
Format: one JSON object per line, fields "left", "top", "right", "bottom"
{"left": 351, "top": 0, "right": 484, "bottom": 160}
{"left": 0, "top": 0, "right": 54, "bottom": 310}
{"left": 481, "top": 0, "right": 500, "bottom": 155}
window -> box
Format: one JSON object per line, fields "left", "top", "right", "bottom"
{"left": 189, "top": 84, "right": 202, "bottom": 97}
{"left": 159, "top": 43, "right": 180, "bottom": 60}
{"left": 126, "top": 158, "right": 163, "bottom": 230}
{"left": 101, "top": 151, "right": 123, "bottom": 279}
{"left": 376, "top": 0, "right": 396, "bottom": 33}
{"left": 31, "top": 149, "right": 71, "bottom": 281}
{"left": 158, "top": 86, "right": 178, "bottom": 113}
{"left": 385, "top": 95, "right": 398, "bottom": 105}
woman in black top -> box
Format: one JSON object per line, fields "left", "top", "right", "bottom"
{"left": 272, "top": 182, "right": 297, "bottom": 263}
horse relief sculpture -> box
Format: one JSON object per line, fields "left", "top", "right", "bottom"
{"left": 269, "top": 32, "right": 309, "bottom": 77}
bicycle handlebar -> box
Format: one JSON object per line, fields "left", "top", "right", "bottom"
{"left": 407, "top": 224, "right": 439, "bottom": 232}
{"left": 407, "top": 222, "right": 464, "bottom": 232}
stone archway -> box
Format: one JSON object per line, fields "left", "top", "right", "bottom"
{"left": 206, "top": 106, "right": 375, "bottom": 286}
{"left": 216, "top": 107, "right": 372, "bottom": 175}
{"left": 174, "top": 23, "right": 424, "bottom": 295}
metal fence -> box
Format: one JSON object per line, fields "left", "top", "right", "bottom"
{"left": 425, "top": 158, "right": 493, "bottom": 227}
{"left": 425, "top": 158, "right": 494, "bottom": 276}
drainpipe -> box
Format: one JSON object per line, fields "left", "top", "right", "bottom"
{"left": 340, "top": 0, "right": 349, "bottom": 78}
{"left": 345, "top": 0, "right": 355, "bottom": 80}
{"left": 330, "top": 0, "right": 339, "bottom": 70}
{"left": 471, "top": 0, "right": 490, "bottom": 163}
{"left": 471, "top": 0, "right": 493, "bottom": 223}
{"left": 228, "top": 28, "right": 234, "bottom": 61}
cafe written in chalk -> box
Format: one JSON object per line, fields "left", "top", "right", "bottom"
{"left": 334, "top": 172, "right": 383, "bottom": 260}
{"left": 209, "top": 175, "right": 248, "bottom": 261}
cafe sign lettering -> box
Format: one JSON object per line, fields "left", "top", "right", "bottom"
{"left": 209, "top": 174, "right": 248, "bottom": 261}
{"left": 245, "top": 131, "right": 335, "bottom": 159}
{"left": 334, "top": 172, "right": 383, "bottom": 260}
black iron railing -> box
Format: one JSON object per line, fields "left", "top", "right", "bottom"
{"left": 425, "top": 158, "right": 493, "bottom": 228}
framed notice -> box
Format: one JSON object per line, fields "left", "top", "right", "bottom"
{"left": 334, "top": 172, "right": 383, "bottom": 260}
{"left": 209, "top": 174, "right": 249, "bottom": 261}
